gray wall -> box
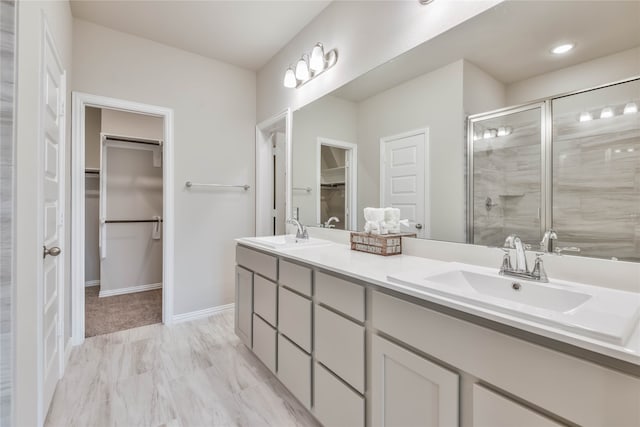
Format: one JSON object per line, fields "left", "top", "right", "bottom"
{"left": 73, "top": 19, "right": 256, "bottom": 315}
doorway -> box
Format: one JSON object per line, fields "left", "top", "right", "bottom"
{"left": 84, "top": 108, "right": 164, "bottom": 337}
{"left": 256, "top": 109, "right": 291, "bottom": 236}
{"left": 71, "top": 93, "right": 174, "bottom": 345}
{"left": 316, "top": 138, "right": 357, "bottom": 230}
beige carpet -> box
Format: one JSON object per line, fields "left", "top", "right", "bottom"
{"left": 85, "top": 286, "right": 162, "bottom": 337}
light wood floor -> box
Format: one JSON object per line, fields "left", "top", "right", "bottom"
{"left": 45, "top": 310, "right": 320, "bottom": 427}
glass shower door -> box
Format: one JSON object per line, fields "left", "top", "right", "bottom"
{"left": 552, "top": 79, "right": 640, "bottom": 261}
{"left": 469, "top": 104, "right": 545, "bottom": 247}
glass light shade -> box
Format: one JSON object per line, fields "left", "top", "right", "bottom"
{"left": 497, "top": 127, "right": 508, "bottom": 137}
{"left": 579, "top": 111, "right": 593, "bottom": 122}
{"left": 309, "top": 43, "right": 326, "bottom": 73}
{"left": 623, "top": 102, "right": 638, "bottom": 115}
{"left": 283, "top": 67, "right": 297, "bottom": 88}
{"left": 600, "top": 107, "right": 614, "bottom": 119}
{"left": 295, "top": 57, "right": 310, "bottom": 81}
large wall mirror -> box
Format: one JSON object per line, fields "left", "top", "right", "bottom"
{"left": 291, "top": 0, "right": 640, "bottom": 262}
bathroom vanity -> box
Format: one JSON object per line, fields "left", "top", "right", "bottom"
{"left": 235, "top": 238, "right": 640, "bottom": 427}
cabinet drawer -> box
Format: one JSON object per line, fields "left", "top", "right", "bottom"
{"left": 278, "top": 287, "right": 312, "bottom": 352}
{"left": 314, "top": 362, "right": 365, "bottom": 427}
{"left": 316, "top": 271, "right": 365, "bottom": 322}
{"left": 236, "top": 245, "right": 277, "bottom": 281}
{"left": 279, "top": 259, "right": 312, "bottom": 296}
{"left": 254, "top": 275, "right": 277, "bottom": 327}
{"left": 315, "top": 305, "right": 365, "bottom": 393}
{"left": 473, "top": 384, "right": 562, "bottom": 427}
{"left": 278, "top": 334, "right": 311, "bottom": 409}
{"left": 252, "top": 314, "right": 276, "bottom": 373}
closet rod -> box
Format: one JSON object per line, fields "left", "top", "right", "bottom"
{"left": 104, "top": 135, "right": 161, "bottom": 146}
{"left": 104, "top": 219, "right": 163, "bottom": 224}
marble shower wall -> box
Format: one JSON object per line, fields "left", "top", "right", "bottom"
{"left": 0, "top": 0, "right": 16, "bottom": 424}
{"left": 472, "top": 109, "right": 542, "bottom": 248}
{"left": 553, "top": 95, "right": 640, "bottom": 262}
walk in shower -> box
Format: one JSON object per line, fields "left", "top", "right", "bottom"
{"left": 469, "top": 78, "right": 640, "bottom": 262}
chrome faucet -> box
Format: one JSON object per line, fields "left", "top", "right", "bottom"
{"left": 324, "top": 216, "right": 340, "bottom": 228}
{"left": 287, "top": 218, "right": 309, "bottom": 240}
{"left": 500, "top": 234, "right": 549, "bottom": 282}
{"left": 540, "top": 229, "right": 558, "bottom": 253}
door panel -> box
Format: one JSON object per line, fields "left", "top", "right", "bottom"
{"left": 381, "top": 131, "right": 427, "bottom": 237}
{"left": 41, "top": 23, "right": 65, "bottom": 413}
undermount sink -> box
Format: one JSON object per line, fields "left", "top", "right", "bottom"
{"left": 388, "top": 263, "right": 640, "bottom": 345}
{"left": 244, "top": 235, "right": 333, "bottom": 250}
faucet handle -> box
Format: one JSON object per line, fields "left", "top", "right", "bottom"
{"left": 530, "top": 254, "right": 549, "bottom": 282}
{"left": 499, "top": 251, "right": 512, "bottom": 273}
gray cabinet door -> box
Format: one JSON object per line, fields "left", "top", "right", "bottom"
{"left": 235, "top": 266, "right": 253, "bottom": 348}
{"left": 371, "top": 334, "right": 459, "bottom": 427}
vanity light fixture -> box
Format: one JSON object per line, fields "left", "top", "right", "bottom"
{"left": 418, "top": 0, "right": 435, "bottom": 4}
{"left": 600, "top": 107, "right": 614, "bottom": 119}
{"left": 551, "top": 43, "right": 574, "bottom": 55}
{"left": 579, "top": 111, "right": 593, "bottom": 122}
{"left": 623, "top": 102, "right": 638, "bottom": 115}
{"left": 283, "top": 43, "right": 338, "bottom": 89}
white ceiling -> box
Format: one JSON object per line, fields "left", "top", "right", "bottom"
{"left": 334, "top": 1, "right": 640, "bottom": 102}
{"left": 70, "top": 0, "right": 332, "bottom": 71}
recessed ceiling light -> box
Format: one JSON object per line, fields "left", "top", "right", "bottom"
{"left": 551, "top": 43, "right": 575, "bottom": 55}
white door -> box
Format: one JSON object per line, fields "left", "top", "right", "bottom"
{"left": 380, "top": 130, "right": 428, "bottom": 238}
{"left": 41, "top": 24, "right": 66, "bottom": 412}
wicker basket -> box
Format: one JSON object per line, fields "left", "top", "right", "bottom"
{"left": 350, "top": 232, "right": 417, "bottom": 256}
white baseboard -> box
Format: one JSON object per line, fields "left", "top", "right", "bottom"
{"left": 99, "top": 282, "right": 162, "bottom": 298}
{"left": 85, "top": 280, "right": 100, "bottom": 287}
{"left": 172, "top": 303, "right": 235, "bottom": 324}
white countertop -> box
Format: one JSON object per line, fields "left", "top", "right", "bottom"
{"left": 236, "top": 237, "right": 640, "bottom": 366}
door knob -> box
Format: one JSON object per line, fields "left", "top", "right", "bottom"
{"left": 415, "top": 223, "right": 423, "bottom": 230}
{"left": 43, "top": 246, "right": 61, "bottom": 259}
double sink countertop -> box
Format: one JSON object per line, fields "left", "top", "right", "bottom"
{"left": 236, "top": 236, "right": 640, "bottom": 368}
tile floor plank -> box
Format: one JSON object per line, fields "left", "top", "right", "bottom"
{"left": 46, "top": 310, "right": 320, "bottom": 427}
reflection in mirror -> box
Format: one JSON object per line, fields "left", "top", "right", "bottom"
{"left": 552, "top": 80, "right": 640, "bottom": 261}
{"left": 470, "top": 105, "right": 543, "bottom": 248}
{"left": 291, "top": 0, "right": 640, "bottom": 261}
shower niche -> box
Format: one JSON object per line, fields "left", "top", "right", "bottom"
{"left": 468, "top": 78, "right": 640, "bottom": 262}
